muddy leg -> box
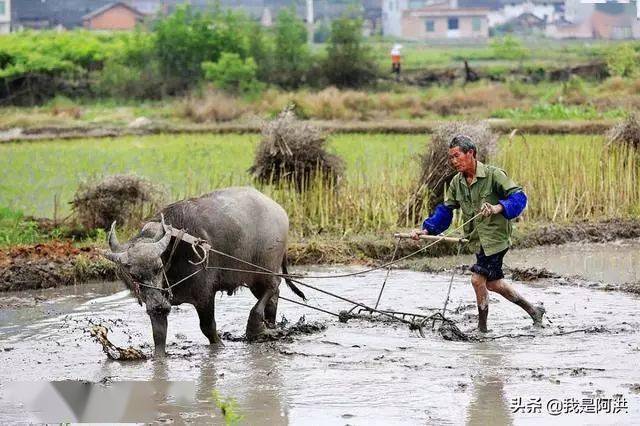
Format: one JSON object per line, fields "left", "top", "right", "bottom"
{"left": 264, "top": 287, "right": 279, "bottom": 328}
{"left": 471, "top": 273, "right": 489, "bottom": 332}
{"left": 246, "top": 287, "right": 276, "bottom": 340}
{"left": 149, "top": 313, "right": 168, "bottom": 357}
{"left": 196, "top": 299, "right": 221, "bottom": 345}
{"left": 486, "top": 279, "right": 545, "bottom": 325}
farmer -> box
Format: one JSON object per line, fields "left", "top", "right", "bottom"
{"left": 411, "top": 134, "right": 545, "bottom": 332}
{"left": 390, "top": 44, "right": 402, "bottom": 79}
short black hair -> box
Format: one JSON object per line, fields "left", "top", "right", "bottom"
{"left": 449, "top": 134, "right": 477, "bottom": 158}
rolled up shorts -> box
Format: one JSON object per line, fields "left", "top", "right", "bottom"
{"left": 470, "top": 247, "right": 508, "bottom": 281}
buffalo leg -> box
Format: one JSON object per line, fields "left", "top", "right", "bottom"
{"left": 264, "top": 288, "right": 279, "bottom": 328}
{"left": 149, "top": 313, "right": 168, "bottom": 357}
{"left": 246, "top": 287, "right": 276, "bottom": 340}
{"left": 250, "top": 285, "right": 279, "bottom": 329}
{"left": 196, "top": 299, "right": 221, "bottom": 345}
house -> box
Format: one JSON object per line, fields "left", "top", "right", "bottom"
{"left": 0, "top": 0, "right": 10, "bottom": 34}
{"left": 383, "top": 0, "right": 489, "bottom": 40}
{"left": 12, "top": 0, "right": 114, "bottom": 30}
{"left": 82, "top": 2, "right": 146, "bottom": 30}
{"left": 546, "top": 2, "right": 640, "bottom": 39}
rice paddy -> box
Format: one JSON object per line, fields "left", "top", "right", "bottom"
{"left": 1, "top": 133, "right": 638, "bottom": 237}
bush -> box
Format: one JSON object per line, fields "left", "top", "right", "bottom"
{"left": 71, "top": 175, "right": 166, "bottom": 230}
{"left": 606, "top": 43, "right": 639, "bottom": 78}
{"left": 490, "top": 35, "right": 530, "bottom": 61}
{"left": 322, "top": 16, "right": 379, "bottom": 88}
{"left": 179, "top": 89, "right": 247, "bottom": 123}
{"left": 202, "top": 53, "right": 263, "bottom": 95}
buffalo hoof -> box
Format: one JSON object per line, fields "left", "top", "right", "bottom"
{"left": 246, "top": 328, "right": 280, "bottom": 343}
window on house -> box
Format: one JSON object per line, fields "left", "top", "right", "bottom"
{"left": 448, "top": 17, "right": 459, "bottom": 30}
{"left": 472, "top": 17, "right": 481, "bottom": 31}
{"left": 425, "top": 20, "right": 435, "bottom": 32}
{"left": 0, "top": 1, "right": 6, "bottom": 16}
{"left": 409, "top": 0, "right": 424, "bottom": 9}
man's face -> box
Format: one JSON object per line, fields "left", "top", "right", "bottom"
{"left": 448, "top": 146, "right": 475, "bottom": 173}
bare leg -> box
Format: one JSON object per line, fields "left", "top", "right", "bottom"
{"left": 486, "top": 279, "right": 545, "bottom": 325}
{"left": 471, "top": 273, "right": 489, "bottom": 332}
{"left": 196, "top": 299, "right": 221, "bottom": 345}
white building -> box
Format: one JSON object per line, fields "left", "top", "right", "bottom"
{"left": 0, "top": 0, "right": 10, "bottom": 34}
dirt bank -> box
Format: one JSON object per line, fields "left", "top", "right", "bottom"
{"left": 0, "top": 241, "right": 116, "bottom": 292}
{"left": 0, "top": 119, "right": 615, "bottom": 143}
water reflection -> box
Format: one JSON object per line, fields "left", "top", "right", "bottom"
{"left": 466, "top": 347, "right": 513, "bottom": 426}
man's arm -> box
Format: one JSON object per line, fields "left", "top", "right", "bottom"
{"left": 422, "top": 204, "right": 454, "bottom": 235}
{"left": 498, "top": 191, "right": 527, "bottom": 220}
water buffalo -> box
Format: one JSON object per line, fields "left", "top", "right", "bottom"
{"left": 103, "top": 187, "right": 305, "bottom": 356}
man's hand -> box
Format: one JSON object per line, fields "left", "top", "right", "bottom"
{"left": 480, "top": 202, "right": 503, "bottom": 217}
{"left": 410, "top": 228, "right": 428, "bottom": 240}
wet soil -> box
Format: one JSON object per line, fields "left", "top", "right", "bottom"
{"left": 0, "top": 241, "right": 116, "bottom": 293}
{"left": 0, "top": 266, "right": 638, "bottom": 423}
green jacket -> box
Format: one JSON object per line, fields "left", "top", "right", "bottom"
{"left": 444, "top": 161, "right": 522, "bottom": 256}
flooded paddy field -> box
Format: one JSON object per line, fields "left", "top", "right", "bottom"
{"left": 1, "top": 242, "right": 639, "bottom": 424}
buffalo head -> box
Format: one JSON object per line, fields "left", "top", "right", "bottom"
{"left": 103, "top": 216, "right": 173, "bottom": 356}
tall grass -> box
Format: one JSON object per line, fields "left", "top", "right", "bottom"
{"left": 1, "top": 133, "right": 638, "bottom": 238}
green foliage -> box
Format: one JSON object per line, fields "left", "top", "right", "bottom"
{"left": 322, "top": 16, "right": 378, "bottom": 88}
{"left": 272, "top": 8, "right": 311, "bottom": 88}
{"left": 489, "top": 35, "right": 531, "bottom": 61}
{"left": 606, "top": 43, "right": 639, "bottom": 78}
{"left": 314, "top": 20, "right": 331, "bottom": 43}
{"left": 96, "top": 30, "right": 162, "bottom": 99}
{"left": 0, "top": 207, "right": 43, "bottom": 246}
{"left": 202, "top": 53, "right": 263, "bottom": 95}
{"left": 212, "top": 390, "right": 243, "bottom": 425}
{"left": 247, "top": 22, "right": 275, "bottom": 83}
{"left": 154, "top": 5, "right": 250, "bottom": 93}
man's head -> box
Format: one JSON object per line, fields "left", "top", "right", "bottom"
{"left": 448, "top": 134, "right": 477, "bottom": 173}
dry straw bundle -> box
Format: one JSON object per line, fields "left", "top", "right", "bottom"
{"left": 399, "top": 121, "right": 498, "bottom": 225}
{"left": 249, "top": 107, "right": 344, "bottom": 191}
{"left": 606, "top": 113, "right": 640, "bottom": 150}
{"left": 71, "top": 174, "right": 166, "bottom": 230}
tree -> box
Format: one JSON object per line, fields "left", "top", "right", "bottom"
{"left": 322, "top": 16, "right": 378, "bottom": 88}
{"left": 272, "top": 8, "right": 310, "bottom": 88}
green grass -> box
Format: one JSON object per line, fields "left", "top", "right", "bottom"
{"left": 1, "top": 133, "right": 638, "bottom": 239}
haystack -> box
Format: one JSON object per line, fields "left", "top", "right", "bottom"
{"left": 399, "top": 121, "right": 498, "bottom": 226}
{"left": 249, "top": 107, "right": 344, "bottom": 191}
{"left": 606, "top": 113, "right": 640, "bottom": 150}
{"left": 71, "top": 174, "right": 166, "bottom": 230}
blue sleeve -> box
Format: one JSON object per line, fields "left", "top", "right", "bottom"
{"left": 422, "top": 204, "right": 454, "bottom": 235}
{"left": 498, "top": 191, "right": 527, "bottom": 220}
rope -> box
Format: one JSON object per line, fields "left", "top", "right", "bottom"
{"left": 203, "top": 212, "right": 481, "bottom": 281}
{"left": 374, "top": 236, "right": 400, "bottom": 309}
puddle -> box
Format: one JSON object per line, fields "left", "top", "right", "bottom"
{"left": 1, "top": 264, "right": 638, "bottom": 424}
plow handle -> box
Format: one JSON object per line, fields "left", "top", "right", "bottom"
{"left": 394, "top": 233, "right": 468, "bottom": 244}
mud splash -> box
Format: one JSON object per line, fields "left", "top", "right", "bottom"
{"left": 1, "top": 265, "right": 638, "bottom": 423}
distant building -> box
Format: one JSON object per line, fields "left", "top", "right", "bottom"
{"left": 83, "top": 2, "right": 146, "bottom": 30}
{"left": 0, "top": 0, "right": 10, "bottom": 34}
{"left": 383, "top": 0, "right": 489, "bottom": 40}
{"left": 546, "top": 2, "right": 640, "bottom": 39}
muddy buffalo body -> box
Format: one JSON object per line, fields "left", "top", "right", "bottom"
{"left": 103, "top": 187, "right": 306, "bottom": 356}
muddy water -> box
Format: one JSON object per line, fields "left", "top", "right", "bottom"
{"left": 1, "top": 266, "right": 639, "bottom": 424}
